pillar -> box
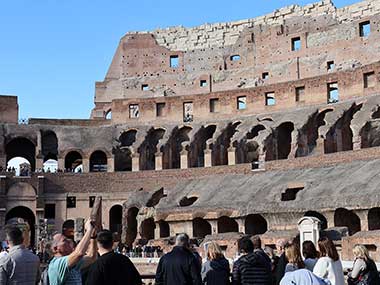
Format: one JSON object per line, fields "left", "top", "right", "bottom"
{"left": 210, "top": 220, "right": 218, "bottom": 235}
{"left": 324, "top": 211, "right": 335, "bottom": 229}
{"left": 314, "top": 136, "right": 325, "bottom": 156}
{"left": 352, "top": 135, "right": 362, "bottom": 151}
{"left": 107, "top": 157, "right": 114, "bottom": 172}
{"left": 37, "top": 176, "right": 45, "bottom": 209}
{"left": 180, "top": 149, "right": 188, "bottom": 169}
{"left": 132, "top": 154, "right": 139, "bottom": 172}
{"left": 155, "top": 152, "right": 163, "bottom": 171}
{"left": 82, "top": 158, "right": 90, "bottom": 173}
{"left": 58, "top": 158, "right": 65, "bottom": 171}
{"left": 227, "top": 147, "right": 236, "bottom": 166}
{"left": 35, "top": 157, "right": 44, "bottom": 171}
{"left": 155, "top": 222, "right": 160, "bottom": 239}
{"left": 354, "top": 209, "right": 369, "bottom": 232}
{"left": 236, "top": 218, "right": 245, "bottom": 233}
{"left": 35, "top": 131, "right": 42, "bottom": 169}
{"left": 204, "top": 149, "right": 212, "bottom": 168}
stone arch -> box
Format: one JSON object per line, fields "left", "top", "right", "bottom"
{"left": 217, "top": 216, "right": 238, "bottom": 233}
{"left": 114, "top": 130, "right": 137, "bottom": 172}
{"left": 141, "top": 218, "right": 155, "bottom": 241}
{"left": 236, "top": 124, "right": 265, "bottom": 164}
{"left": 109, "top": 205, "right": 123, "bottom": 234}
{"left": 188, "top": 125, "right": 217, "bottom": 168}
{"left": 64, "top": 150, "right": 83, "bottom": 171}
{"left": 213, "top": 122, "right": 241, "bottom": 166}
{"left": 162, "top": 126, "right": 192, "bottom": 169}
{"left": 368, "top": 207, "right": 380, "bottom": 231}
{"left": 245, "top": 214, "right": 268, "bottom": 235}
{"left": 6, "top": 206, "right": 36, "bottom": 247}
{"left": 41, "top": 130, "right": 58, "bottom": 161}
{"left": 325, "top": 103, "right": 362, "bottom": 154}
{"left": 138, "top": 128, "right": 165, "bottom": 170}
{"left": 193, "top": 218, "right": 212, "bottom": 238}
{"left": 265, "top": 122, "right": 294, "bottom": 161}
{"left": 304, "top": 211, "right": 328, "bottom": 230}
{"left": 158, "top": 220, "right": 170, "bottom": 238}
{"left": 6, "top": 137, "right": 36, "bottom": 171}
{"left": 125, "top": 207, "right": 139, "bottom": 247}
{"left": 7, "top": 182, "right": 37, "bottom": 197}
{"left": 89, "top": 150, "right": 108, "bottom": 172}
{"left": 334, "top": 208, "right": 361, "bottom": 235}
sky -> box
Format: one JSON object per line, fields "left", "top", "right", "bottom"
{"left": 0, "top": 0, "right": 359, "bottom": 120}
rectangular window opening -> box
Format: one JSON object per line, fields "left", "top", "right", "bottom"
{"left": 209, "top": 98, "right": 219, "bottom": 113}
{"left": 200, "top": 80, "right": 208, "bottom": 87}
{"left": 183, "top": 102, "right": 193, "bottom": 122}
{"left": 237, "top": 96, "right": 247, "bottom": 110}
{"left": 44, "top": 204, "right": 56, "bottom": 219}
{"left": 156, "top": 103, "right": 166, "bottom": 117}
{"left": 262, "top": 72, "right": 269, "bottom": 80}
{"left": 327, "top": 82, "right": 339, "bottom": 104}
{"left": 142, "top": 84, "right": 149, "bottom": 91}
{"left": 359, "top": 21, "right": 371, "bottom": 37}
{"left": 230, "top": 55, "right": 241, "bottom": 61}
{"left": 129, "top": 104, "right": 139, "bottom": 118}
{"left": 66, "top": 196, "right": 76, "bottom": 208}
{"left": 170, "top": 55, "right": 179, "bottom": 68}
{"left": 295, "top": 86, "right": 305, "bottom": 102}
{"left": 265, "top": 92, "right": 276, "bottom": 106}
{"left": 281, "top": 187, "right": 304, "bottom": 201}
{"left": 364, "top": 71, "right": 376, "bottom": 88}
{"left": 291, "top": 37, "right": 301, "bottom": 51}
{"left": 327, "top": 61, "right": 335, "bottom": 71}
{"left": 89, "top": 196, "right": 96, "bottom": 208}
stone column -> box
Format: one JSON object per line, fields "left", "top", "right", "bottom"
{"left": 352, "top": 135, "right": 362, "bottom": 151}
{"left": 58, "top": 158, "right": 65, "bottom": 171}
{"left": 354, "top": 209, "right": 369, "bottom": 232}
{"left": 258, "top": 145, "right": 266, "bottom": 169}
{"left": 204, "top": 149, "right": 212, "bottom": 168}
{"left": 227, "top": 147, "right": 236, "bottom": 166}
{"left": 236, "top": 218, "right": 245, "bottom": 233}
{"left": 35, "top": 156, "right": 44, "bottom": 171}
{"left": 180, "top": 149, "right": 188, "bottom": 169}
{"left": 324, "top": 211, "right": 335, "bottom": 229}
{"left": 314, "top": 137, "right": 325, "bottom": 156}
{"left": 107, "top": 156, "right": 114, "bottom": 172}
{"left": 210, "top": 220, "right": 218, "bottom": 235}
{"left": 82, "top": 158, "right": 90, "bottom": 173}
{"left": 36, "top": 176, "right": 45, "bottom": 209}
{"left": 155, "top": 222, "right": 160, "bottom": 239}
{"left": 155, "top": 152, "right": 163, "bottom": 171}
{"left": 35, "top": 131, "right": 42, "bottom": 170}
{"left": 132, "top": 154, "right": 140, "bottom": 172}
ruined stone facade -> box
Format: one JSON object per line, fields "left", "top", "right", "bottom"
{"left": 1, "top": 0, "right": 380, "bottom": 261}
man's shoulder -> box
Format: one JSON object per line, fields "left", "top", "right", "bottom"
{"left": 0, "top": 252, "right": 11, "bottom": 266}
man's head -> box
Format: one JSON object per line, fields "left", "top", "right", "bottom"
{"left": 175, "top": 233, "right": 190, "bottom": 248}
{"left": 5, "top": 225, "right": 23, "bottom": 247}
{"left": 52, "top": 234, "right": 75, "bottom": 256}
{"left": 239, "top": 237, "right": 254, "bottom": 254}
{"left": 96, "top": 230, "right": 114, "bottom": 250}
{"left": 276, "top": 238, "right": 287, "bottom": 254}
{"left": 252, "top": 235, "right": 262, "bottom": 250}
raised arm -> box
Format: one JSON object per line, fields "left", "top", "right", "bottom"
{"left": 67, "top": 219, "right": 94, "bottom": 268}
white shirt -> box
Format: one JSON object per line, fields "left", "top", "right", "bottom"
{"left": 313, "top": 257, "right": 344, "bottom": 285}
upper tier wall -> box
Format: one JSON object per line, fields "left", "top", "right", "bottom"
{"left": 0, "top": 95, "right": 18, "bottom": 124}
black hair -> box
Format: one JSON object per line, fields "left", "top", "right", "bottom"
{"left": 5, "top": 225, "right": 23, "bottom": 246}
{"left": 96, "top": 230, "right": 114, "bottom": 249}
{"left": 239, "top": 237, "right": 254, "bottom": 254}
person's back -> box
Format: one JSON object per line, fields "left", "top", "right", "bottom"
{"left": 313, "top": 256, "right": 344, "bottom": 285}
{"left": 280, "top": 269, "right": 328, "bottom": 285}
{"left": 202, "top": 257, "right": 230, "bottom": 285}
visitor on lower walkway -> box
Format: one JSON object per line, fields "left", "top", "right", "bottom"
{"left": 284, "top": 243, "right": 305, "bottom": 273}
{"left": 86, "top": 230, "right": 142, "bottom": 285}
{"left": 280, "top": 268, "right": 330, "bottom": 285}
{"left": 201, "top": 241, "right": 230, "bottom": 285}
{"left": 302, "top": 240, "right": 319, "bottom": 272}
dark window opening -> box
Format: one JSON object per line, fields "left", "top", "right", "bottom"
{"left": 230, "top": 55, "right": 241, "bottom": 61}
{"left": 44, "top": 204, "right": 55, "bottom": 219}
{"left": 281, "top": 187, "right": 304, "bottom": 201}
{"left": 291, "top": 37, "right": 301, "bottom": 51}
{"left": 295, "top": 86, "right": 305, "bottom": 102}
{"left": 183, "top": 102, "right": 193, "bottom": 122}
{"left": 200, "top": 80, "right": 207, "bottom": 87}
{"left": 365, "top": 244, "right": 377, "bottom": 252}
{"left": 89, "top": 196, "right": 96, "bottom": 208}
{"left": 265, "top": 92, "right": 275, "bottom": 106}
{"left": 129, "top": 104, "right": 139, "bottom": 118}
{"left": 327, "top": 82, "right": 339, "bottom": 104}
{"left": 364, "top": 72, "right": 376, "bottom": 88}
{"left": 156, "top": 103, "right": 165, "bottom": 117}
{"left": 327, "top": 61, "right": 335, "bottom": 71}
{"left": 142, "top": 84, "right": 149, "bottom": 91}
{"left": 179, "top": 196, "right": 198, "bottom": 207}
{"left": 170, "top": 55, "right": 179, "bottom": 68}
{"left": 359, "top": 21, "right": 370, "bottom": 37}
{"left": 237, "top": 96, "right": 246, "bottom": 110}
{"left": 66, "top": 196, "right": 76, "bottom": 208}
{"left": 262, "top": 72, "right": 269, "bottom": 80}
{"left": 210, "top": 98, "right": 219, "bottom": 113}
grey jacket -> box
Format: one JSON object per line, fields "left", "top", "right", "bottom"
{"left": 0, "top": 245, "right": 40, "bottom": 285}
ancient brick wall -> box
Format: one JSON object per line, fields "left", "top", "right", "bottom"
{"left": 0, "top": 95, "right": 18, "bottom": 124}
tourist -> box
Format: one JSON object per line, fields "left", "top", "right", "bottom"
{"left": 280, "top": 268, "right": 330, "bottom": 285}
{"left": 48, "top": 219, "right": 97, "bottom": 285}
{"left": 86, "top": 230, "right": 142, "bottom": 285}
{"left": 274, "top": 239, "right": 288, "bottom": 285}
{"left": 0, "top": 225, "right": 40, "bottom": 284}
{"left": 252, "top": 235, "right": 272, "bottom": 266}
{"left": 201, "top": 241, "right": 230, "bottom": 285}
{"left": 284, "top": 243, "right": 305, "bottom": 272}
{"left": 303, "top": 240, "right": 319, "bottom": 271}
{"left": 347, "top": 244, "right": 380, "bottom": 285}
{"left": 155, "top": 233, "right": 202, "bottom": 285}
{"left": 232, "top": 237, "right": 272, "bottom": 285}
{"left": 313, "top": 237, "right": 344, "bottom": 285}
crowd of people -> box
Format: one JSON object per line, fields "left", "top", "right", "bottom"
{"left": 0, "top": 218, "right": 379, "bottom": 285}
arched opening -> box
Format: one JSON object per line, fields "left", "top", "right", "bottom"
{"left": 6, "top": 206, "right": 36, "bottom": 247}
{"left": 236, "top": 125, "right": 265, "bottom": 164}
{"left": 213, "top": 122, "right": 241, "bottom": 166}
{"left": 162, "top": 126, "right": 192, "bottom": 169}
{"left": 7, "top": 157, "right": 31, "bottom": 176}
{"left": 109, "top": 205, "right": 123, "bottom": 234}
{"left": 179, "top": 196, "right": 198, "bottom": 207}
{"left": 64, "top": 151, "right": 83, "bottom": 172}
{"left": 217, "top": 216, "right": 239, "bottom": 233}
{"left": 114, "top": 130, "right": 137, "bottom": 172}
{"left": 90, "top": 150, "right": 107, "bottom": 172}
{"left": 193, "top": 218, "right": 211, "bottom": 238}
{"left": 43, "top": 159, "right": 58, "bottom": 173}
{"left": 325, "top": 103, "right": 362, "bottom": 154}
{"left": 334, "top": 208, "right": 361, "bottom": 235}
{"left": 146, "top": 188, "right": 166, "bottom": 208}
{"left": 6, "top": 137, "right": 36, "bottom": 171}
{"left": 159, "top": 220, "right": 170, "bottom": 238}
{"left": 368, "top": 208, "right": 380, "bottom": 230}
{"left": 188, "top": 125, "right": 217, "bottom": 168}
{"left": 62, "top": 220, "right": 75, "bottom": 240}
{"left": 139, "top": 128, "right": 165, "bottom": 171}
{"left": 304, "top": 211, "right": 328, "bottom": 230}
{"left": 141, "top": 218, "right": 155, "bottom": 241}
{"left": 125, "top": 207, "right": 139, "bottom": 247}
{"left": 265, "top": 122, "right": 294, "bottom": 161}
{"left": 105, "top": 109, "right": 112, "bottom": 120}
{"left": 245, "top": 214, "right": 268, "bottom": 235}
{"left": 41, "top": 130, "right": 58, "bottom": 162}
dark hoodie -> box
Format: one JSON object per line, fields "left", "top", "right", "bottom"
{"left": 232, "top": 251, "right": 272, "bottom": 285}
{"left": 201, "top": 257, "right": 231, "bottom": 285}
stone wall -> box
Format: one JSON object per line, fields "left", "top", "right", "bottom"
{"left": 0, "top": 95, "right": 18, "bottom": 124}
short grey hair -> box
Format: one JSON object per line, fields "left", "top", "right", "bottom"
{"left": 176, "top": 233, "right": 190, "bottom": 247}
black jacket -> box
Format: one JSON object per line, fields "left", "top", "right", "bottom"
{"left": 232, "top": 251, "right": 272, "bottom": 285}
{"left": 155, "top": 246, "right": 202, "bottom": 285}
{"left": 86, "top": 251, "right": 142, "bottom": 285}
{"left": 274, "top": 253, "right": 287, "bottom": 285}
{"left": 201, "top": 257, "right": 231, "bottom": 285}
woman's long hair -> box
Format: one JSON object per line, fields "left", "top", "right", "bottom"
{"left": 285, "top": 243, "right": 305, "bottom": 269}
{"left": 207, "top": 241, "right": 225, "bottom": 261}
{"left": 318, "top": 237, "right": 339, "bottom": 262}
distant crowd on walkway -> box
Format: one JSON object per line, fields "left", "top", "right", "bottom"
{"left": 0, "top": 216, "right": 379, "bottom": 285}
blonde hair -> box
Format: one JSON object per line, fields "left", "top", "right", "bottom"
{"left": 353, "top": 244, "right": 370, "bottom": 261}
{"left": 207, "top": 241, "right": 224, "bottom": 261}
{"left": 285, "top": 244, "right": 305, "bottom": 269}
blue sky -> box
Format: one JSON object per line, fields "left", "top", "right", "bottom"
{"left": 0, "top": 0, "right": 358, "bottom": 119}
